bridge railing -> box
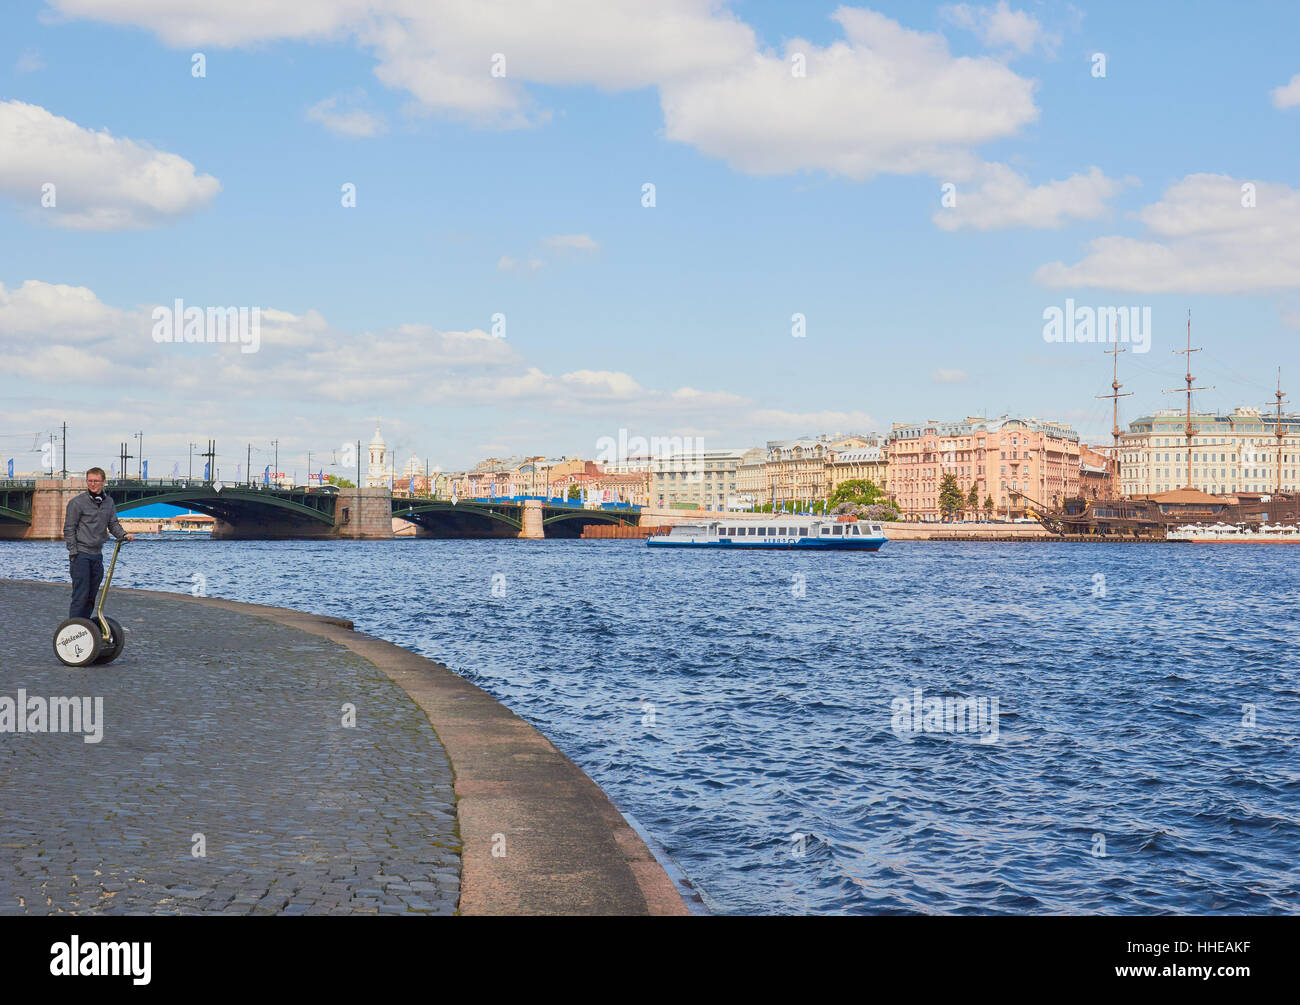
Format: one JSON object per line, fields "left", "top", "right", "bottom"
{"left": 0, "top": 479, "right": 36, "bottom": 488}
{"left": 106, "top": 478, "right": 343, "bottom": 493}
{"left": 110, "top": 477, "right": 206, "bottom": 488}
{"left": 404, "top": 493, "right": 640, "bottom": 510}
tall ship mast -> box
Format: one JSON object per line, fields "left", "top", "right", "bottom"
{"left": 1095, "top": 317, "right": 1132, "bottom": 489}
{"left": 1269, "top": 369, "right": 1288, "bottom": 495}
{"left": 1162, "top": 310, "right": 1212, "bottom": 489}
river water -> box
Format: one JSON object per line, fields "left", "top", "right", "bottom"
{"left": 3, "top": 537, "right": 1297, "bottom": 914}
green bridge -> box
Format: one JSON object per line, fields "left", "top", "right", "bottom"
{"left": 0, "top": 478, "right": 641, "bottom": 540}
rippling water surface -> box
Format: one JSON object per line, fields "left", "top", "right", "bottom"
{"left": 4, "top": 538, "right": 1298, "bottom": 914}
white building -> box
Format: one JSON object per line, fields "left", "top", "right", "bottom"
{"left": 1119, "top": 407, "right": 1300, "bottom": 496}
{"left": 650, "top": 447, "right": 750, "bottom": 510}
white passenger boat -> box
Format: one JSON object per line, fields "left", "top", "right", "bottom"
{"left": 647, "top": 516, "right": 887, "bottom": 550}
{"left": 1168, "top": 522, "right": 1300, "bottom": 543}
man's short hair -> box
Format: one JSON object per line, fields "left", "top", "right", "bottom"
{"left": 86, "top": 467, "right": 106, "bottom": 479}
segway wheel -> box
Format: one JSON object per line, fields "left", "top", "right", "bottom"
{"left": 93, "top": 617, "right": 126, "bottom": 665}
{"left": 52, "top": 618, "right": 104, "bottom": 667}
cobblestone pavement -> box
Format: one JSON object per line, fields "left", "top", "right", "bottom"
{"left": 0, "top": 581, "right": 460, "bottom": 915}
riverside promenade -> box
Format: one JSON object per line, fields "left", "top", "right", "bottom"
{"left": 0, "top": 580, "right": 687, "bottom": 916}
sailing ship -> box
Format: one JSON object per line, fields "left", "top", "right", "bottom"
{"left": 1022, "top": 313, "right": 1300, "bottom": 540}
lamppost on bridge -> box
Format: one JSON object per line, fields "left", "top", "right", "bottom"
{"left": 199, "top": 440, "right": 215, "bottom": 484}
{"left": 134, "top": 431, "right": 143, "bottom": 479}
{"left": 188, "top": 442, "right": 195, "bottom": 481}
{"left": 272, "top": 440, "right": 279, "bottom": 487}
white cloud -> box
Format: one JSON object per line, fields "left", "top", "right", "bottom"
{"left": 49, "top": 4, "right": 1114, "bottom": 229}
{"left": 0, "top": 279, "right": 128, "bottom": 341}
{"left": 541, "top": 233, "right": 599, "bottom": 253}
{"left": 7, "top": 343, "right": 118, "bottom": 382}
{"left": 749, "top": 408, "right": 881, "bottom": 433}
{"left": 306, "top": 92, "right": 386, "bottom": 137}
{"left": 1036, "top": 174, "right": 1300, "bottom": 293}
{"left": 661, "top": 8, "right": 1036, "bottom": 180}
{"left": 0, "top": 278, "right": 762, "bottom": 427}
{"left": 497, "top": 255, "right": 542, "bottom": 273}
{"left": 500, "top": 234, "right": 599, "bottom": 271}
{"left": 934, "top": 164, "right": 1131, "bottom": 231}
{"left": 5, "top": 276, "right": 919, "bottom": 466}
{"left": 670, "top": 386, "right": 750, "bottom": 409}
{"left": 53, "top": 2, "right": 1046, "bottom": 186}
{"left": 941, "top": 2, "right": 1058, "bottom": 56}
{"left": 49, "top": 0, "right": 374, "bottom": 47}
{"left": 15, "top": 50, "right": 45, "bottom": 73}
{"left": 931, "top": 368, "right": 969, "bottom": 383}
{"left": 1271, "top": 74, "right": 1300, "bottom": 109}
{"left": 0, "top": 100, "right": 219, "bottom": 229}
{"left": 560, "top": 369, "right": 643, "bottom": 397}
{"left": 54, "top": 0, "right": 755, "bottom": 128}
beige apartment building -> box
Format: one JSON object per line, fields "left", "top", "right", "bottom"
{"left": 764, "top": 435, "right": 878, "bottom": 504}
{"left": 735, "top": 447, "right": 768, "bottom": 508}
{"left": 1118, "top": 407, "right": 1300, "bottom": 496}
{"left": 766, "top": 438, "right": 834, "bottom": 503}
{"left": 887, "top": 415, "right": 1080, "bottom": 520}
{"left": 827, "top": 444, "right": 888, "bottom": 496}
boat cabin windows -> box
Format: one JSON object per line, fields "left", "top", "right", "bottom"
{"left": 820, "top": 527, "right": 831, "bottom": 535}
{"left": 757, "top": 527, "right": 767, "bottom": 536}
{"left": 799, "top": 527, "right": 809, "bottom": 536}
{"left": 832, "top": 525, "right": 843, "bottom": 535}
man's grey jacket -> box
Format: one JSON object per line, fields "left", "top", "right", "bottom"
{"left": 64, "top": 492, "right": 127, "bottom": 556}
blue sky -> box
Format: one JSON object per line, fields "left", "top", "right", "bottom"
{"left": 2, "top": 0, "right": 1299, "bottom": 478}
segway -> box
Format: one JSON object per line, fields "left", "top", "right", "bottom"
{"left": 52, "top": 538, "right": 127, "bottom": 667}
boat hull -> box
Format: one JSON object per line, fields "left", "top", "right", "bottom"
{"left": 647, "top": 538, "right": 885, "bottom": 551}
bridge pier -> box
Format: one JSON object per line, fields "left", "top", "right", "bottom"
{"left": 519, "top": 499, "right": 544, "bottom": 539}
{"left": 334, "top": 487, "right": 395, "bottom": 539}
{"left": 0, "top": 477, "right": 83, "bottom": 541}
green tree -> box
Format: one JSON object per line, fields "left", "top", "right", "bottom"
{"left": 566, "top": 483, "right": 581, "bottom": 500}
{"left": 966, "top": 483, "right": 980, "bottom": 519}
{"left": 938, "top": 474, "right": 963, "bottom": 519}
{"left": 984, "top": 494, "right": 995, "bottom": 518}
{"left": 326, "top": 475, "right": 355, "bottom": 488}
{"left": 828, "top": 478, "right": 886, "bottom": 508}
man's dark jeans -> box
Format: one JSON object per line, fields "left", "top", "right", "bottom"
{"left": 69, "top": 552, "right": 104, "bottom": 621}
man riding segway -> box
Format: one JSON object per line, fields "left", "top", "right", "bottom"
{"left": 55, "top": 467, "right": 134, "bottom": 666}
